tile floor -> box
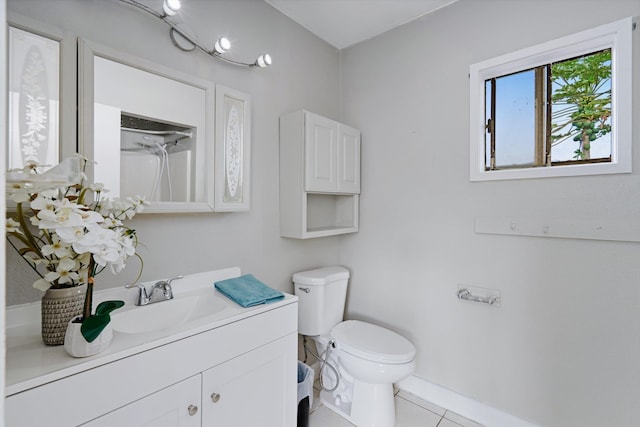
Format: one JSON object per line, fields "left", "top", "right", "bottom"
{"left": 308, "top": 384, "right": 484, "bottom": 427}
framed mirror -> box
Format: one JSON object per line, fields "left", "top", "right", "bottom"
{"left": 215, "top": 85, "right": 251, "bottom": 212}
{"left": 7, "top": 12, "right": 77, "bottom": 172}
{"left": 78, "top": 38, "right": 215, "bottom": 213}
{"left": 8, "top": 24, "right": 60, "bottom": 171}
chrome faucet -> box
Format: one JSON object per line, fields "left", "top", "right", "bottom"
{"left": 126, "top": 276, "right": 184, "bottom": 306}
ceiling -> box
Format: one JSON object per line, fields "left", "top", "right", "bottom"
{"left": 264, "top": 0, "right": 459, "bottom": 50}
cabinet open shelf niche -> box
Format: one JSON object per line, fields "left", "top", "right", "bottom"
{"left": 306, "top": 193, "right": 359, "bottom": 238}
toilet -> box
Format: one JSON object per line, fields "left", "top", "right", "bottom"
{"left": 293, "top": 266, "right": 416, "bottom": 427}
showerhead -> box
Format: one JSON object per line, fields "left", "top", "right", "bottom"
{"left": 121, "top": 128, "right": 192, "bottom": 150}
{"left": 137, "top": 135, "right": 166, "bottom": 147}
{"left": 121, "top": 130, "right": 165, "bottom": 150}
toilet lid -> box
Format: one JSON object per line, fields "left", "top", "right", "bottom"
{"left": 331, "top": 320, "right": 416, "bottom": 364}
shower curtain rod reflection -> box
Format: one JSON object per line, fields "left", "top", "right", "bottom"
{"left": 121, "top": 126, "right": 193, "bottom": 139}
{"left": 120, "top": 144, "right": 181, "bottom": 152}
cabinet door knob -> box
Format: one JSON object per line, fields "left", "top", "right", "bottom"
{"left": 211, "top": 392, "right": 221, "bottom": 403}
{"left": 188, "top": 404, "right": 198, "bottom": 416}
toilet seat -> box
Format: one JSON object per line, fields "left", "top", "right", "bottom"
{"left": 331, "top": 320, "right": 416, "bottom": 364}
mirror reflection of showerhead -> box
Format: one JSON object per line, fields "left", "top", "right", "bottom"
{"left": 138, "top": 134, "right": 165, "bottom": 147}
{"left": 121, "top": 127, "right": 192, "bottom": 150}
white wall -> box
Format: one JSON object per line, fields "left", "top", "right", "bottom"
{"left": 1, "top": 0, "right": 8, "bottom": 422}
{"left": 5, "top": 0, "right": 343, "bottom": 303}
{"left": 339, "top": 1, "right": 640, "bottom": 426}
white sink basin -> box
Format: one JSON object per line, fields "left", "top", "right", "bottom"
{"left": 112, "top": 292, "right": 227, "bottom": 334}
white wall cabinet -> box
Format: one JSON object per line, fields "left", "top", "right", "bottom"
{"left": 303, "top": 112, "right": 360, "bottom": 194}
{"left": 336, "top": 124, "right": 361, "bottom": 194}
{"left": 280, "top": 110, "right": 361, "bottom": 239}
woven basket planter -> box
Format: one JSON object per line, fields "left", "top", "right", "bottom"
{"left": 41, "top": 284, "right": 87, "bottom": 346}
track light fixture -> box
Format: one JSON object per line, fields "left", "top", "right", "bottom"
{"left": 118, "top": 0, "right": 273, "bottom": 69}
{"left": 161, "top": 0, "right": 180, "bottom": 17}
{"left": 213, "top": 37, "right": 231, "bottom": 55}
{"left": 255, "top": 54, "right": 272, "bottom": 68}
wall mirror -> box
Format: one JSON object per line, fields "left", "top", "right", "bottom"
{"left": 8, "top": 24, "right": 60, "bottom": 171}
{"left": 78, "top": 39, "right": 215, "bottom": 213}
{"left": 214, "top": 85, "right": 251, "bottom": 212}
{"left": 7, "top": 12, "right": 77, "bottom": 172}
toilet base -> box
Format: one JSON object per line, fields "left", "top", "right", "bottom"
{"left": 320, "top": 380, "right": 396, "bottom": 427}
{"left": 312, "top": 334, "right": 403, "bottom": 427}
{"left": 319, "top": 389, "right": 355, "bottom": 424}
{"left": 351, "top": 380, "right": 396, "bottom": 427}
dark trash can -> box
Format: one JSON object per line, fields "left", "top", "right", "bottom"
{"left": 297, "top": 361, "right": 314, "bottom": 427}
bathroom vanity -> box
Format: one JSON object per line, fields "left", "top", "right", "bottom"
{"left": 5, "top": 268, "right": 298, "bottom": 427}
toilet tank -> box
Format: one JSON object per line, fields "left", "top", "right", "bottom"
{"left": 293, "top": 266, "right": 350, "bottom": 336}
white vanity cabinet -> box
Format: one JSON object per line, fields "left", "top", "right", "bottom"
{"left": 83, "top": 335, "right": 294, "bottom": 427}
{"left": 82, "top": 375, "right": 202, "bottom": 427}
{"left": 201, "top": 336, "right": 292, "bottom": 426}
{"left": 5, "top": 272, "right": 298, "bottom": 427}
{"left": 280, "top": 110, "right": 361, "bottom": 239}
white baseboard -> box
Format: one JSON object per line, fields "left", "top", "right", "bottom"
{"left": 397, "top": 375, "right": 539, "bottom": 427}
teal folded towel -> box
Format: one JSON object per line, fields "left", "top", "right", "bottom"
{"left": 214, "top": 274, "right": 285, "bottom": 307}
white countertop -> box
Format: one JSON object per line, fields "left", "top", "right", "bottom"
{"left": 5, "top": 267, "right": 297, "bottom": 396}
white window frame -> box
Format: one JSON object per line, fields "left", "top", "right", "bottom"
{"left": 469, "top": 17, "right": 633, "bottom": 181}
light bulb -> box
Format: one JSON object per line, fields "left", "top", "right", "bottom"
{"left": 213, "top": 37, "right": 231, "bottom": 54}
{"left": 256, "top": 53, "right": 272, "bottom": 68}
{"left": 162, "top": 0, "right": 181, "bottom": 16}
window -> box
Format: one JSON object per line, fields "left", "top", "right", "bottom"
{"left": 486, "top": 49, "right": 612, "bottom": 170}
{"left": 470, "top": 17, "right": 633, "bottom": 181}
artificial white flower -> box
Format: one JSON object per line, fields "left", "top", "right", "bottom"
{"left": 77, "top": 252, "right": 92, "bottom": 267}
{"left": 37, "top": 198, "right": 103, "bottom": 230}
{"left": 8, "top": 182, "right": 31, "bottom": 203}
{"left": 44, "top": 257, "right": 80, "bottom": 285}
{"left": 30, "top": 194, "right": 53, "bottom": 212}
{"left": 6, "top": 218, "right": 23, "bottom": 234}
{"left": 6, "top": 156, "right": 145, "bottom": 292}
{"left": 55, "top": 226, "right": 87, "bottom": 244}
{"left": 33, "top": 278, "right": 52, "bottom": 292}
{"left": 41, "top": 235, "right": 71, "bottom": 258}
{"left": 89, "top": 183, "right": 106, "bottom": 192}
{"left": 36, "top": 205, "right": 84, "bottom": 229}
{"left": 101, "top": 217, "right": 120, "bottom": 228}
{"left": 79, "top": 208, "right": 104, "bottom": 224}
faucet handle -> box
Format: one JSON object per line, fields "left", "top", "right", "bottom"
{"left": 150, "top": 276, "right": 182, "bottom": 297}
{"left": 166, "top": 275, "right": 184, "bottom": 284}
{"left": 161, "top": 276, "right": 183, "bottom": 299}
{"left": 124, "top": 282, "right": 149, "bottom": 306}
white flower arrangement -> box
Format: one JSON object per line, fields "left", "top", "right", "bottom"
{"left": 6, "top": 156, "right": 148, "bottom": 309}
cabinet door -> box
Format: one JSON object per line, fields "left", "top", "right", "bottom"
{"left": 202, "top": 335, "right": 297, "bottom": 427}
{"left": 337, "top": 124, "right": 361, "bottom": 194}
{"left": 305, "top": 112, "right": 337, "bottom": 192}
{"left": 81, "top": 375, "right": 202, "bottom": 427}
